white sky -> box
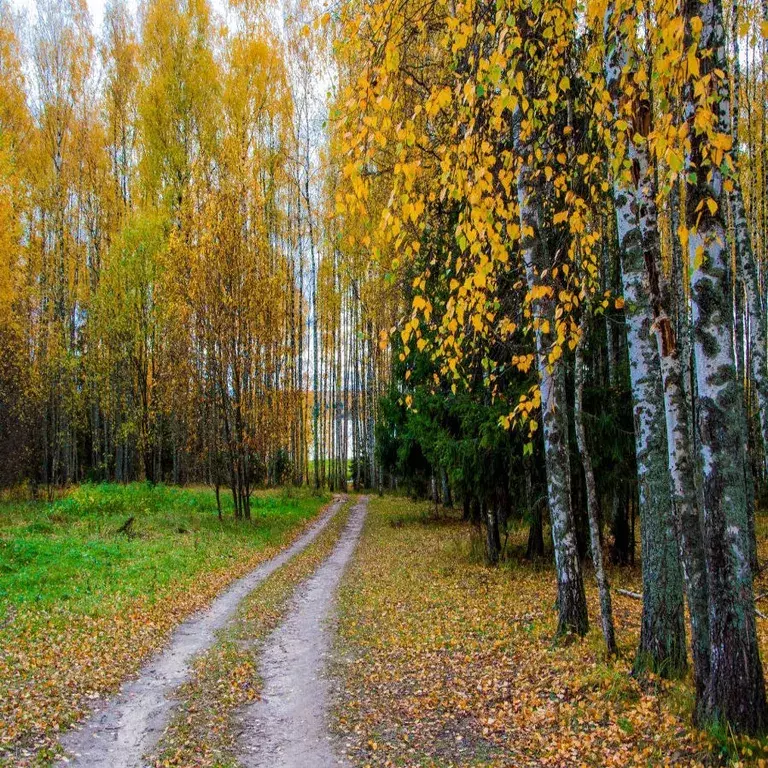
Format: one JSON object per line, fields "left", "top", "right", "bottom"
{"left": 9, "top": 0, "right": 238, "bottom": 36}
{"left": 11, "top": 0, "right": 108, "bottom": 30}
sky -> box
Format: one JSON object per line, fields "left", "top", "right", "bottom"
{"left": 12, "top": 0, "right": 110, "bottom": 30}
{"left": 10, "top": 0, "right": 237, "bottom": 36}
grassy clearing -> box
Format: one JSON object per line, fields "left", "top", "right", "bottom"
{"left": 148, "top": 496, "right": 354, "bottom": 768}
{"left": 0, "top": 482, "right": 329, "bottom": 766}
{"left": 333, "top": 496, "right": 768, "bottom": 767}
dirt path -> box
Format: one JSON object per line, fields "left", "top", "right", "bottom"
{"left": 237, "top": 496, "right": 368, "bottom": 768}
{"left": 57, "top": 496, "right": 347, "bottom": 768}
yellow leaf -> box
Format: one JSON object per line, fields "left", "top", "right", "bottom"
{"left": 694, "top": 244, "right": 705, "bottom": 270}
{"left": 690, "top": 16, "right": 703, "bottom": 36}
{"left": 687, "top": 45, "right": 700, "bottom": 78}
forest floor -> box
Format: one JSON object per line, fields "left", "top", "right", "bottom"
{"left": 4, "top": 488, "right": 768, "bottom": 767}
{"left": 0, "top": 483, "right": 331, "bottom": 766}
{"left": 332, "top": 495, "right": 768, "bottom": 767}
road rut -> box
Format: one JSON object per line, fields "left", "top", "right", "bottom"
{"left": 238, "top": 496, "right": 368, "bottom": 768}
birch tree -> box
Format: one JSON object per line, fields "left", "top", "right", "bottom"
{"left": 684, "top": 0, "right": 767, "bottom": 732}
{"left": 602, "top": 0, "right": 687, "bottom": 678}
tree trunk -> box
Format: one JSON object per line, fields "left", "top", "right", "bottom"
{"left": 644, "top": 219, "right": 712, "bottom": 715}
{"left": 517, "top": 109, "right": 588, "bottom": 637}
{"left": 603, "top": 0, "right": 687, "bottom": 678}
{"left": 575, "top": 321, "right": 618, "bottom": 656}
{"left": 730, "top": 21, "right": 768, "bottom": 490}
{"left": 609, "top": 485, "right": 631, "bottom": 565}
{"left": 526, "top": 503, "right": 545, "bottom": 560}
{"left": 442, "top": 470, "right": 452, "bottom": 508}
{"left": 463, "top": 494, "right": 471, "bottom": 522}
{"left": 484, "top": 501, "right": 501, "bottom": 566}
{"left": 684, "top": 0, "right": 768, "bottom": 733}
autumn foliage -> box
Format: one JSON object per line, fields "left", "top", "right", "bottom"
{"left": 3, "top": 0, "right": 768, "bottom": 759}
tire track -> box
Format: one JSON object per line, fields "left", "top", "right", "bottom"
{"left": 237, "top": 496, "right": 368, "bottom": 768}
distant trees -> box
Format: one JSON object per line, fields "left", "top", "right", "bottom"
{"left": 0, "top": 0, "right": 309, "bottom": 503}
{"left": 0, "top": 0, "right": 389, "bottom": 510}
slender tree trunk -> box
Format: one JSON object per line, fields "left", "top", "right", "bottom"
{"left": 730, "top": 18, "right": 768, "bottom": 489}
{"left": 574, "top": 322, "right": 618, "bottom": 656}
{"left": 307, "top": 174, "right": 320, "bottom": 491}
{"left": 484, "top": 501, "right": 501, "bottom": 566}
{"left": 525, "top": 462, "right": 545, "bottom": 560}
{"left": 517, "top": 109, "right": 588, "bottom": 637}
{"left": 729, "top": 11, "right": 762, "bottom": 571}
{"left": 645, "top": 226, "right": 712, "bottom": 715}
{"left": 442, "top": 470, "right": 452, "bottom": 508}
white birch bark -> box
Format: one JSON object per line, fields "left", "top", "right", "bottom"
{"left": 684, "top": 0, "right": 768, "bottom": 733}
{"left": 603, "top": 0, "right": 687, "bottom": 678}
{"left": 515, "top": 109, "right": 589, "bottom": 638}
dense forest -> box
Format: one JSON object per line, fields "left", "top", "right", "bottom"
{"left": 0, "top": 0, "right": 392, "bottom": 507}
{"left": 2, "top": 0, "right": 768, "bottom": 752}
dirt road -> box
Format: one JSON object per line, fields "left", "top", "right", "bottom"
{"left": 237, "top": 496, "right": 368, "bottom": 768}
{"left": 57, "top": 496, "right": 347, "bottom": 768}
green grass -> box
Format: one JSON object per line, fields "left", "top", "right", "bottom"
{"left": 0, "top": 482, "right": 328, "bottom": 617}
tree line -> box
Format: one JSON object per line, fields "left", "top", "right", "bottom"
{"left": 0, "top": 0, "right": 389, "bottom": 513}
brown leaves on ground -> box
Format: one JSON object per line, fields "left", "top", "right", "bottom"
{"left": 333, "top": 496, "right": 768, "bottom": 767}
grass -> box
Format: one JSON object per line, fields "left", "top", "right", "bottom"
{"left": 332, "top": 496, "right": 768, "bottom": 767}
{"left": 0, "top": 483, "right": 323, "bottom": 612}
{"left": 0, "top": 482, "right": 330, "bottom": 765}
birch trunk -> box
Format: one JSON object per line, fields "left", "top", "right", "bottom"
{"left": 574, "top": 324, "right": 618, "bottom": 655}
{"left": 684, "top": 0, "right": 768, "bottom": 733}
{"left": 603, "top": 0, "right": 687, "bottom": 678}
{"left": 516, "top": 112, "right": 589, "bottom": 637}
{"left": 730, "top": 16, "right": 768, "bottom": 486}
{"left": 645, "top": 235, "right": 712, "bottom": 714}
